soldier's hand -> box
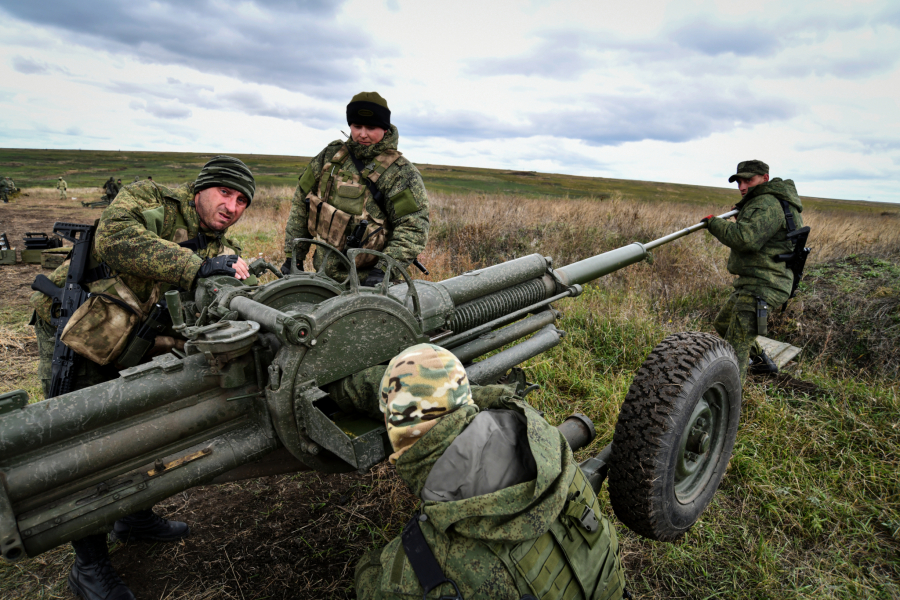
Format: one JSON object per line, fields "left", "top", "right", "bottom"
{"left": 281, "top": 257, "right": 295, "bottom": 276}
{"left": 232, "top": 257, "right": 250, "bottom": 280}
{"left": 196, "top": 255, "right": 242, "bottom": 281}
{"left": 700, "top": 214, "right": 715, "bottom": 225}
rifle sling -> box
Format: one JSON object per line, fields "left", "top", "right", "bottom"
{"left": 400, "top": 513, "right": 463, "bottom": 600}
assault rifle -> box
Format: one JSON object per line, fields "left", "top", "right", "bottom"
{"left": 29, "top": 223, "right": 95, "bottom": 398}
{"left": 774, "top": 200, "right": 812, "bottom": 310}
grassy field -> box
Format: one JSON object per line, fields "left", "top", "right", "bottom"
{"left": 3, "top": 147, "right": 897, "bottom": 214}
{"left": 0, "top": 151, "right": 898, "bottom": 599}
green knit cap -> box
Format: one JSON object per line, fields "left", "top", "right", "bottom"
{"left": 193, "top": 155, "right": 256, "bottom": 204}
{"left": 347, "top": 92, "right": 391, "bottom": 130}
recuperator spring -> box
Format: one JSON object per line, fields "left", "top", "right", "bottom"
{"left": 447, "top": 278, "right": 547, "bottom": 333}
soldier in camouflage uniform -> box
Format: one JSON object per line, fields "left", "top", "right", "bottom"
{"left": 354, "top": 344, "right": 627, "bottom": 600}
{"left": 282, "top": 92, "right": 429, "bottom": 285}
{"left": 30, "top": 156, "right": 256, "bottom": 600}
{"left": 57, "top": 176, "right": 67, "bottom": 200}
{"left": 0, "top": 176, "right": 13, "bottom": 203}
{"left": 703, "top": 160, "right": 804, "bottom": 382}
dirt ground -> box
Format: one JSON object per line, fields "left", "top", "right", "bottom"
{"left": 0, "top": 191, "right": 418, "bottom": 600}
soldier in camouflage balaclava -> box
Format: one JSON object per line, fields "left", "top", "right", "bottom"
{"left": 357, "top": 344, "right": 628, "bottom": 599}
{"left": 380, "top": 343, "right": 474, "bottom": 463}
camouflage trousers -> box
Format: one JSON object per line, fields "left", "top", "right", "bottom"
{"left": 58, "top": 189, "right": 66, "bottom": 200}
{"left": 1, "top": 190, "right": 8, "bottom": 203}
{"left": 34, "top": 315, "right": 120, "bottom": 399}
{"left": 713, "top": 290, "right": 764, "bottom": 384}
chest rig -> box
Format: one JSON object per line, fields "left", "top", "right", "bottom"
{"left": 489, "top": 466, "right": 625, "bottom": 600}
{"left": 306, "top": 144, "right": 402, "bottom": 268}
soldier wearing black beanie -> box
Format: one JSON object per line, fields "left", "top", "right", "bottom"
{"left": 346, "top": 91, "right": 391, "bottom": 130}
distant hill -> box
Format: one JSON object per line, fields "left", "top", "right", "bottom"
{"left": 0, "top": 148, "right": 890, "bottom": 215}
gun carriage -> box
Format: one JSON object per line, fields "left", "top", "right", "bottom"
{"left": 0, "top": 211, "right": 741, "bottom": 562}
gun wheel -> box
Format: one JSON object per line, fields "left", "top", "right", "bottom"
{"left": 608, "top": 331, "right": 741, "bottom": 542}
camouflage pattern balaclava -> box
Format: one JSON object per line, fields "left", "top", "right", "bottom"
{"left": 380, "top": 343, "right": 474, "bottom": 464}
{"left": 193, "top": 155, "right": 256, "bottom": 205}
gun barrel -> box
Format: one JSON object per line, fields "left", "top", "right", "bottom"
{"left": 554, "top": 209, "right": 738, "bottom": 287}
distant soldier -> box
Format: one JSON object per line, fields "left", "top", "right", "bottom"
{"left": 57, "top": 176, "right": 67, "bottom": 200}
{"left": 147, "top": 175, "right": 153, "bottom": 181}
{"left": 282, "top": 91, "right": 430, "bottom": 284}
{"left": 355, "top": 344, "right": 627, "bottom": 600}
{"left": 115, "top": 178, "right": 123, "bottom": 193}
{"left": 102, "top": 177, "right": 117, "bottom": 201}
{"left": 133, "top": 175, "right": 140, "bottom": 183}
{"left": 702, "top": 160, "right": 804, "bottom": 382}
{"left": 0, "top": 177, "right": 12, "bottom": 203}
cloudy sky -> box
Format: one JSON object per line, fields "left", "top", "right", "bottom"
{"left": 1, "top": 0, "right": 898, "bottom": 202}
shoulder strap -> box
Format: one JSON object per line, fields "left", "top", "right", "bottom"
{"left": 778, "top": 199, "right": 797, "bottom": 234}
{"left": 400, "top": 513, "right": 463, "bottom": 600}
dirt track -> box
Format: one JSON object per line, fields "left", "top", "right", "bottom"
{"left": 0, "top": 191, "right": 415, "bottom": 600}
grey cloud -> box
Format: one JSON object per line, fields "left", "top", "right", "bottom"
{"left": 669, "top": 21, "right": 783, "bottom": 57}
{"left": 467, "top": 10, "right": 897, "bottom": 81}
{"left": 402, "top": 88, "right": 795, "bottom": 146}
{"left": 131, "top": 100, "right": 193, "bottom": 120}
{"left": 0, "top": 0, "right": 386, "bottom": 98}
{"left": 112, "top": 80, "right": 338, "bottom": 128}
{"left": 467, "top": 31, "right": 597, "bottom": 80}
{"left": 11, "top": 55, "right": 69, "bottom": 75}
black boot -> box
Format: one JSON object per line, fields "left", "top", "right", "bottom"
{"left": 68, "top": 534, "right": 135, "bottom": 600}
{"left": 112, "top": 509, "right": 190, "bottom": 543}
{"left": 749, "top": 351, "right": 779, "bottom": 375}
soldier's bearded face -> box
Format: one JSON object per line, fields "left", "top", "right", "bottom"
{"left": 350, "top": 124, "right": 387, "bottom": 146}
{"left": 194, "top": 186, "right": 249, "bottom": 231}
{"left": 737, "top": 174, "right": 769, "bottom": 196}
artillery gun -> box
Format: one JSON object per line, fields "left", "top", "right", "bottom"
{"left": 0, "top": 210, "right": 741, "bottom": 562}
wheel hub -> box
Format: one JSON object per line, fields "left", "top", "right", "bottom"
{"left": 674, "top": 383, "right": 730, "bottom": 504}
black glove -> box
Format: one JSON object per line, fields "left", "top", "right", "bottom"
{"left": 281, "top": 257, "right": 295, "bottom": 276}
{"left": 196, "top": 255, "right": 239, "bottom": 280}
{"left": 361, "top": 267, "right": 385, "bottom": 287}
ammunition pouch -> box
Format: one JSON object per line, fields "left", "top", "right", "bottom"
{"left": 307, "top": 193, "right": 386, "bottom": 269}
{"left": 59, "top": 278, "right": 159, "bottom": 366}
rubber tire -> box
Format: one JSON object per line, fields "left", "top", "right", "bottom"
{"left": 608, "top": 331, "right": 741, "bottom": 541}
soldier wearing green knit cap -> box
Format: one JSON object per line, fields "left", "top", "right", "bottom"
{"left": 29, "top": 155, "right": 257, "bottom": 600}
{"left": 354, "top": 344, "right": 628, "bottom": 600}
{"left": 282, "top": 91, "right": 430, "bottom": 285}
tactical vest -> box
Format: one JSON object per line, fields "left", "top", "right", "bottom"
{"left": 305, "top": 144, "right": 401, "bottom": 268}
{"left": 490, "top": 466, "right": 626, "bottom": 600}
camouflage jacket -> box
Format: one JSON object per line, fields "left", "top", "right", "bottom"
{"left": 31, "top": 180, "right": 243, "bottom": 324}
{"left": 355, "top": 390, "right": 625, "bottom": 600}
{"left": 707, "top": 178, "right": 804, "bottom": 305}
{"left": 57, "top": 179, "right": 67, "bottom": 190}
{"left": 283, "top": 125, "right": 429, "bottom": 280}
